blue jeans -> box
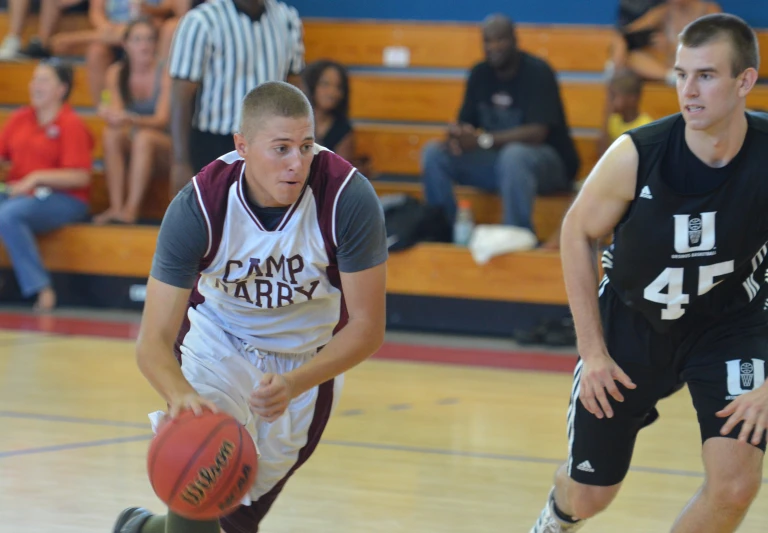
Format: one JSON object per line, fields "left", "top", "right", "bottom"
{"left": 0, "top": 192, "right": 89, "bottom": 297}
{"left": 421, "top": 141, "right": 571, "bottom": 231}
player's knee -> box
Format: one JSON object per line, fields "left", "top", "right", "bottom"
{"left": 566, "top": 484, "right": 618, "bottom": 519}
{"left": 706, "top": 471, "right": 761, "bottom": 512}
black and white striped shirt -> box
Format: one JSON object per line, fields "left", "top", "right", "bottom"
{"left": 169, "top": 0, "right": 304, "bottom": 135}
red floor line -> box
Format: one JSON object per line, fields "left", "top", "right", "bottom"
{"left": 0, "top": 312, "right": 577, "bottom": 373}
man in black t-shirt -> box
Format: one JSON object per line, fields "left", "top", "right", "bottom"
{"left": 420, "top": 14, "right": 579, "bottom": 234}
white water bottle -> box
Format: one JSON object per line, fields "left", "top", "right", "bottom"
{"left": 453, "top": 199, "right": 475, "bottom": 246}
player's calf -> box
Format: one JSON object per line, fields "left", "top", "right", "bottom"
{"left": 671, "top": 437, "right": 763, "bottom": 533}
{"left": 530, "top": 464, "right": 621, "bottom": 532}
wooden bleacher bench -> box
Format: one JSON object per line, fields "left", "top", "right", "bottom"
{"left": 0, "top": 224, "right": 569, "bottom": 304}
{"left": 3, "top": 15, "right": 768, "bottom": 77}
{"left": 0, "top": 109, "right": 600, "bottom": 181}
{"left": 0, "top": 110, "right": 600, "bottom": 179}
{"left": 82, "top": 169, "right": 572, "bottom": 242}
{"left": 3, "top": 60, "right": 768, "bottom": 131}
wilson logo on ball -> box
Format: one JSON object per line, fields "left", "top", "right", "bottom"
{"left": 218, "top": 463, "right": 255, "bottom": 511}
{"left": 180, "top": 440, "right": 236, "bottom": 506}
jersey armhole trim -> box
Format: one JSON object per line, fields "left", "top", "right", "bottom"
{"left": 331, "top": 168, "right": 357, "bottom": 248}
{"left": 192, "top": 175, "right": 213, "bottom": 258}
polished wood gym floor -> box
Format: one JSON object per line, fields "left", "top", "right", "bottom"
{"left": 0, "top": 315, "right": 767, "bottom": 533}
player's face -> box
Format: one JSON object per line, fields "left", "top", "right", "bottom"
{"left": 236, "top": 115, "right": 315, "bottom": 207}
{"left": 674, "top": 39, "right": 749, "bottom": 131}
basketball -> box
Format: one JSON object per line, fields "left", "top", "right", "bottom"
{"left": 147, "top": 410, "right": 258, "bottom": 520}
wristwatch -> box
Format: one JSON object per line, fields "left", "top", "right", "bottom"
{"left": 477, "top": 132, "right": 494, "bottom": 150}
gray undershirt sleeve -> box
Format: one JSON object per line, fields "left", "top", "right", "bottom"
{"left": 149, "top": 183, "right": 209, "bottom": 288}
{"left": 335, "top": 172, "right": 389, "bottom": 273}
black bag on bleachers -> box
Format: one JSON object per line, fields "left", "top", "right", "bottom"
{"left": 381, "top": 194, "right": 452, "bottom": 251}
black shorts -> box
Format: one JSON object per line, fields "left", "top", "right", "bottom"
{"left": 567, "top": 282, "right": 768, "bottom": 487}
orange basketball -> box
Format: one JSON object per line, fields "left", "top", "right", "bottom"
{"left": 147, "top": 410, "right": 258, "bottom": 520}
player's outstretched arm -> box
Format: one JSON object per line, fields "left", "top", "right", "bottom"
{"left": 136, "top": 276, "right": 217, "bottom": 417}
{"left": 561, "top": 134, "right": 638, "bottom": 418}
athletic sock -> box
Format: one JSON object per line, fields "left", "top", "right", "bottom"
{"left": 139, "top": 515, "right": 165, "bottom": 533}
{"left": 552, "top": 500, "right": 580, "bottom": 524}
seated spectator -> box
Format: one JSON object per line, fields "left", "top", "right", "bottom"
{"left": 543, "top": 70, "right": 652, "bottom": 252}
{"left": 0, "top": 60, "right": 93, "bottom": 311}
{"left": 421, "top": 14, "right": 579, "bottom": 234}
{"left": 620, "top": 0, "right": 721, "bottom": 83}
{"left": 0, "top": 0, "right": 87, "bottom": 60}
{"left": 607, "top": 0, "right": 665, "bottom": 77}
{"left": 94, "top": 17, "right": 171, "bottom": 225}
{"left": 598, "top": 69, "right": 653, "bottom": 155}
{"left": 300, "top": 59, "right": 354, "bottom": 161}
{"left": 49, "top": 0, "right": 164, "bottom": 105}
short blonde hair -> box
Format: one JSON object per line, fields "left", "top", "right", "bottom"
{"left": 239, "top": 81, "right": 313, "bottom": 140}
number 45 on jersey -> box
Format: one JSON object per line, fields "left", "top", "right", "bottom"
{"left": 643, "top": 212, "right": 765, "bottom": 320}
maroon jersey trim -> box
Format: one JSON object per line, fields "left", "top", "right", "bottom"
{"left": 331, "top": 167, "right": 357, "bottom": 247}
{"left": 191, "top": 175, "right": 213, "bottom": 258}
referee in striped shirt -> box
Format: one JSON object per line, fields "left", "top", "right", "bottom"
{"left": 167, "top": 0, "right": 304, "bottom": 194}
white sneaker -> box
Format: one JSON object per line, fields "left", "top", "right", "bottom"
{"left": 0, "top": 35, "right": 21, "bottom": 60}
{"left": 530, "top": 489, "right": 585, "bottom": 533}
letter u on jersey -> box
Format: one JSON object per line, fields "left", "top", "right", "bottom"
{"left": 674, "top": 212, "right": 716, "bottom": 254}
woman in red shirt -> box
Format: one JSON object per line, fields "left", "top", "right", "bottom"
{"left": 0, "top": 59, "right": 94, "bottom": 311}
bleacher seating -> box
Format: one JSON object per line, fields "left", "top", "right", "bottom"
{"left": 0, "top": 224, "right": 567, "bottom": 304}
{"left": 2, "top": 13, "right": 767, "bottom": 315}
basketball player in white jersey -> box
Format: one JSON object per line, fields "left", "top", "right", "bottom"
{"left": 113, "top": 81, "right": 388, "bottom": 533}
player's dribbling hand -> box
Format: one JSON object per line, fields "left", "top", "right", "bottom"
{"left": 717, "top": 385, "right": 768, "bottom": 446}
{"left": 167, "top": 392, "right": 219, "bottom": 418}
{"left": 579, "top": 352, "right": 636, "bottom": 419}
{"left": 250, "top": 373, "right": 294, "bottom": 423}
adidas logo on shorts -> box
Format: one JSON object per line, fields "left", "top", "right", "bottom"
{"left": 640, "top": 186, "right": 653, "bottom": 199}
{"left": 576, "top": 460, "right": 595, "bottom": 473}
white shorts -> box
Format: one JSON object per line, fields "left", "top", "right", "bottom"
{"left": 149, "top": 319, "right": 344, "bottom": 505}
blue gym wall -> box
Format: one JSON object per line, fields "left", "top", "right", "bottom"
{"left": 288, "top": 0, "right": 767, "bottom": 28}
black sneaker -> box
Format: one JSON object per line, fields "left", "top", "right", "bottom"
{"left": 113, "top": 507, "right": 154, "bottom": 533}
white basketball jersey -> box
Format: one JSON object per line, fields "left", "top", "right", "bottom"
{"left": 177, "top": 148, "right": 356, "bottom": 355}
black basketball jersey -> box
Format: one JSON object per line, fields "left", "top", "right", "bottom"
{"left": 603, "top": 112, "right": 768, "bottom": 332}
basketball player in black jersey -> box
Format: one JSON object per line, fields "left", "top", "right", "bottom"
{"left": 531, "top": 14, "right": 768, "bottom": 533}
